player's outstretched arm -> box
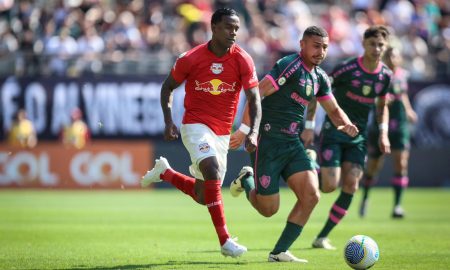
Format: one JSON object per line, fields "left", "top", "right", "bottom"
{"left": 161, "top": 74, "right": 182, "bottom": 141}
{"left": 319, "top": 97, "right": 359, "bottom": 137}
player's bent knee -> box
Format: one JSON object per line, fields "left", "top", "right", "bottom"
{"left": 257, "top": 204, "right": 279, "bottom": 217}
{"left": 258, "top": 207, "right": 278, "bottom": 217}
{"left": 309, "top": 191, "right": 320, "bottom": 206}
{"left": 321, "top": 183, "right": 338, "bottom": 193}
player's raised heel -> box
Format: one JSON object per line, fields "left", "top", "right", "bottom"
{"left": 312, "top": 237, "right": 336, "bottom": 250}
{"left": 268, "top": 250, "right": 308, "bottom": 263}
{"left": 141, "top": 157, "right": 171, "bottom": 187}
{"left": 221, "top": 238, "right": 247, "bottom": 258}
{"left": 230, "top": 166, "right": 253, "bottom": 197}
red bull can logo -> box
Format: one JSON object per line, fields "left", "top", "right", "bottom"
{"left": 195, "top": 79, "right": 236, "bottom": 95}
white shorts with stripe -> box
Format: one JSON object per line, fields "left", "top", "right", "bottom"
{"left": 180, "top": 123, "right": 230, "bottom": 182}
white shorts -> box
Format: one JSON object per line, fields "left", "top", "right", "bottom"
{"left": 180, "top": 123, "right": 230, "bottom": 182}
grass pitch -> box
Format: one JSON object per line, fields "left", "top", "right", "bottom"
{"left": 1, "top": 188, "right": 449, "bottom": 270}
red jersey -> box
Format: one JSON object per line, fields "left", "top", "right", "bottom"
{"left": 171, "top": 42, "right": 258, "bottom": 135}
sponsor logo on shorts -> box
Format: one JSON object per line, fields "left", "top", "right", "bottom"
{"left": 264, "top": 123, "right": 271, "bottom": 132}
{"left": 198, "top": 143, "right": 210, "bottom": 153}
{"left": 322, "top": 149, "right": 333, "bottom": 161}
{"left": 259, "top": 175, "right": 271, "bottom": 189}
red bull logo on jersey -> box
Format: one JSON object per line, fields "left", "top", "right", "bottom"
{"left": 195, "top": 79, "right": 236, "bottom": 95}
{"left": 210, "top": 63, "right": 223, "bottom": 74}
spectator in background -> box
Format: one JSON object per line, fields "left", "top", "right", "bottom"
{"left": 61, "top": 108, "right": 90, "bottom": 149}
{"left": 44, "top": 26, "right": 78, "bottom": 75}
{"left": 0, "top": 0, "right": 447, "bottom": 80}
{"left": 8, "top": 109, "right": 37, "bottom": 148}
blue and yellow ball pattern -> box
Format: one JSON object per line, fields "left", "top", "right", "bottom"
{"left": 344, "top": 235, "right": 379, "bottom": 269}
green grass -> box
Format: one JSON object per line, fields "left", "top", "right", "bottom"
{"left": 1, "top": 188, "right": 449, "bottom": 270}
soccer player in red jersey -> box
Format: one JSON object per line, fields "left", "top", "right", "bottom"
{"left": 141, "top": 8, "right": 262, "bottom": 258}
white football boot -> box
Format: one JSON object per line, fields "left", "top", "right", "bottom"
{"left": 141, "top": 157, "right": 171, "bottom": 187}
{"left": 392, "top": 205, "right": 405, "bottom": 218}
{"left": 221, "top": 238, "right": 247, "bottom": 258}
{"left": 268, "top": 250, "right": 308, "bottom": 263}
{"left": 230, "top": 166, "right": 253, "bottom": 197}
{"left": 312, "top": 237, "right": 337, "bottom": 250}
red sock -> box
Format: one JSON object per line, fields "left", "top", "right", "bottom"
{"left": 161, "top": 169, "right": 197, "bottom": 201}
{"left": 204, "top": 180, "right": 230, "bottom": 245}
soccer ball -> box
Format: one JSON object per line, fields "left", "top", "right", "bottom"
{"left": 344, "top": 235, "right": 379, "bottom": 269}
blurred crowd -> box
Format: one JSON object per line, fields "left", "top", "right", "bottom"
{"left": 0, "top": 0, "right": 449, "bottom": 80}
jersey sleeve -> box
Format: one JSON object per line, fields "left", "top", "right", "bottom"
{"left": 378, "top": 69, "right": 393, "bottom": 98}
{"left": 329, "top": 61, "right": 346, "bottom": 88}
{"left": 400, "top": 68, "right": 410, "bottom": 93}
{"left": 170, "top": 52, "right": 190, "bottom": 83}
{"left": 316, "top": 69, "right": 333, "bottom": 101}
{"left": 239, "top": 51, "right": 259, "bottom": 90}
{"left": 265, "top": 58, "right": 287, "bottom": 91}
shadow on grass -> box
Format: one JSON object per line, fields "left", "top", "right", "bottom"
{"left": 56, "top": 259, "right": 264, "bottom": 270}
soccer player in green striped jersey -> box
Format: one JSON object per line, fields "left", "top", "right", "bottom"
{"left": 229, "top": 26, "right": 358, "bottom": 262}
{"left": 304, "top": 25, "right": 393, "bottom": 250}
{"left": 360, "top": 46, "right": 417, "bottom": 219}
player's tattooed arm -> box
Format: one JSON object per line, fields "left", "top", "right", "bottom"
{"left": 243, "top": 86, "right": 262, "bottom": 152}
{"left": 230, "top": 77, "right": 270, "bottom": 150}
{"left": 161, "top": 74, "right": 182, "bottom": 141}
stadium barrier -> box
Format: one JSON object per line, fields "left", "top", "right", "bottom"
{"left": 151, "top": 139, "right": 450, "bottom": 188}
{"left": 0, "top": 141, "right": 152, "bottom": 188}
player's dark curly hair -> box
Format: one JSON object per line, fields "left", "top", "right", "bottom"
{"left": 364, "top": 25, "right": 390, "bottom": 40}
{"left": 302, "top": 26, "right": 329, "bottom": 39}
{"left": 211, "top": 8, "right": 238, "bottom": 25}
